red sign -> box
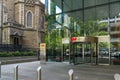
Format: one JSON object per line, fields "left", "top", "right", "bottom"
{"left": 71, "top": 37, "right": 77, "bottom": 42}
{"left": 41, "top": 44, "right": 45, "bottom": 47}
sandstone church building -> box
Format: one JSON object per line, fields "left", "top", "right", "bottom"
{"left": 0, "top": 0, "right": 45, "bottom": 51}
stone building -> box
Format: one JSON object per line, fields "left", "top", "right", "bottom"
{"left": 0, "top": 0, "right": 45, "bottom": 51}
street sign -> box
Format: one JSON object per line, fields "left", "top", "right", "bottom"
{"left": 40, "top": 43, "right": 46, "bottom": 64}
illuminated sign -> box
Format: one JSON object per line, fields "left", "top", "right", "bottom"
{"left": 71, "top": 37, "right": 77, "bottom": 42}
{"left": 62, "top": 38, "right": 70, "bottom": 44}
{"left": 71, "top": 37, "right": 98, "bottom": 43}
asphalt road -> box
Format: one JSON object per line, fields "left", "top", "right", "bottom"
{"left": 0, "top": 61, "right": 120, "bottom": 80}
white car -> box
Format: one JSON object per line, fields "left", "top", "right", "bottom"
{"left": 111, "top": 52, "right": 120, "bottom": 57}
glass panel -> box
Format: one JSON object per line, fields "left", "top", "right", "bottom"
{"left": 69, "top": 11, "right": 83, "bottom": 21}
{"left": 111, "top": 45, "right": 120, "bottom": 65}
{"left": 84, "top": 8, "right": 96, "bottom": 21}
{"left": 110, "top": 2, "right": 120, "bottom": 17}
{"left": 96, "top": 5, "right": 109, "bottom": 19}
{"left": 75, "top": 44, "right": 83, "bottom": 64}
{"left": 62, "top": 0, "right": 82, "bottom": 12}
{"left": 72, "top": 0, "right": 82, "bottom": 10}
{"left": 56, "top": 14, "right": 62, "bottom": 24}
{"left": 76, "top": 24, "right": 80, "bottom": 35}
{"left": 50, "top": 1, "right": 56, "bottom": 15}
{"left": 110, "top": 0, "right": 120, "bottom": 2}
{"left": 63, "top": 0, "right": 72, "bottom": 12}
{"left": 52, "top": 0, "right": 82, "bottom": 12}
{"left": 27, "top": 12, "right": 32, "bottom": 27}
{"left": 74, "top": 43, "right": 97, "bottom": 64}
{"left": 47, "top": 0, "right": 120, "bottom": 65}
{"left": 96, "top": 0, "right": 108, "bottom": 5}
{"left": 84, "top": 0, "right": 95, "bottom": 7}
{"left": 84, "top": 43, "right": 96, "bottom": 64}
{"left": 99, "top": 42, "right": 110, "bottom": 64}
{"left": 63, "top": 44, "right": 70, "bottom": 61}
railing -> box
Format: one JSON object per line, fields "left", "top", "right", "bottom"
{"left": 0, "top": 44, "right": 37, "bottom": 52}
{"left": 0, "top": 44, "right": 22, "bottom": 52}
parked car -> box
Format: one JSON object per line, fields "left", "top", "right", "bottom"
{"left": 75, "top": 51, "right": 92, "bottom": 57}
{"left": 84, "top": 51, "right": 91, "bottom": 57}
{"left": 99, "top": 48, "right": 109, "bottom": 55}
{"left": 111, "top": 51, "right": 120, "bottom": 57}
{"left": 111, "top": 52, "right": 116, "bottom": 57}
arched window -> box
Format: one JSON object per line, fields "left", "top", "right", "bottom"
{"left": 40, "top": 16, "right": 44, "bottom": 29}
{"left": 3, "top": 31, "right": 6, "bottom": 43}
{"left": 26, "top": 11, "right": 32, "bottom": 28}
{"left": 3, "top": 5, "right": 8, "bottom": 23}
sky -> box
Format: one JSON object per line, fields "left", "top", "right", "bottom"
{"left": 40, "top": 0, "right": 45, "bottom": 4}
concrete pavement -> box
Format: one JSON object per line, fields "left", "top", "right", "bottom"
{"left": 0, "top": 61, "right": 120, "bottom": 80}
{"left": 0, "top": 56, "right": 38, "bottom": 64}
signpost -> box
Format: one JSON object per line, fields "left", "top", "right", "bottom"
{"left": 40, "top": 43, "right": 46, "bottom": 64}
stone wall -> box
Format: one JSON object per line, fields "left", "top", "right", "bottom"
{"left": 22, "top": 30, "right": 38, "bottom": 50}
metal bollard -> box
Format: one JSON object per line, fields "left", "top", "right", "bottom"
{"left": 68, "top": 69, "right": 74, "bottom": 80}
{"left": 0, "top": 61, "right": 1, "bottom": 78}
{"left": 37, "top": 66, "right": 41, "bottom": 80}
{"left": 14, "top": 65, "right": 18, "bottom": 80}
{"left": 114, "top": 73, "right": 120, "bottom": 80}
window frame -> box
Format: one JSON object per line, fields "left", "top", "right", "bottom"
{"left": 26, "top": 10, "right": 33, "bottom": 28}
{"left": 40, "top": 15, "right": 45, "bottom": 30}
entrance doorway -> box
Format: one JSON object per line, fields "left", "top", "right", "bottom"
{"left": 72, "top": 43, "right": 97, "bottom": 65}
{"left": 14, "top": 37, "right": 19, "bottom": 46}
{"left": 69, "top": 36, "right": 98, "bottom": 65}
{"left": 69, "top": 36, "right": 110, "bottom": 65}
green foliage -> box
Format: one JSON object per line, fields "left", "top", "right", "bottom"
{"left": 0, "top": 51, "right": 36, "bottom": 57}
{"left": 99, "top": 42, "right": 108, "bottom": 48}
{"left": 98, "top": 22, "right": 108, "bottom": 29}
{"left": 13, "top": 51, "right": 21, "bottom": 56}
{"left": 97, "top": 31, "right": 108, "bottom": 35}
{"left": 79, "top": 20, "right": 108, "bottom": 36}
{"left": 45, "top": 28, "right": 62, "bottom": 50}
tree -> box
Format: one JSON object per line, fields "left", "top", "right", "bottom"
{"left": 79, "top": 20, "right": 108, "bottom": 36}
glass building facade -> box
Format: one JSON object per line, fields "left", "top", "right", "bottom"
{"left": 45, "top": 0, "right": 120, "bottom": 65}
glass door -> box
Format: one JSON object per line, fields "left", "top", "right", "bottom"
{"left": 73, "top": 43, "right": 97, "bottom": 65}
{"left": 75, "top": 43, "right": 83, "bottom": 64}
{"left": 98, "top": 42, "right": 110, "bottom": 65}
{"left": 84, "top": 43, "right": 97, "bottom": 64}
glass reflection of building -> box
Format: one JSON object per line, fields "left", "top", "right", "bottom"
{"left": 45, "top": 0, "right": 120, "bottom": 65}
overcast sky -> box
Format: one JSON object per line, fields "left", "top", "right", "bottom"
{"left": 40, "top": 0, "right": 45, "bottom": 4}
